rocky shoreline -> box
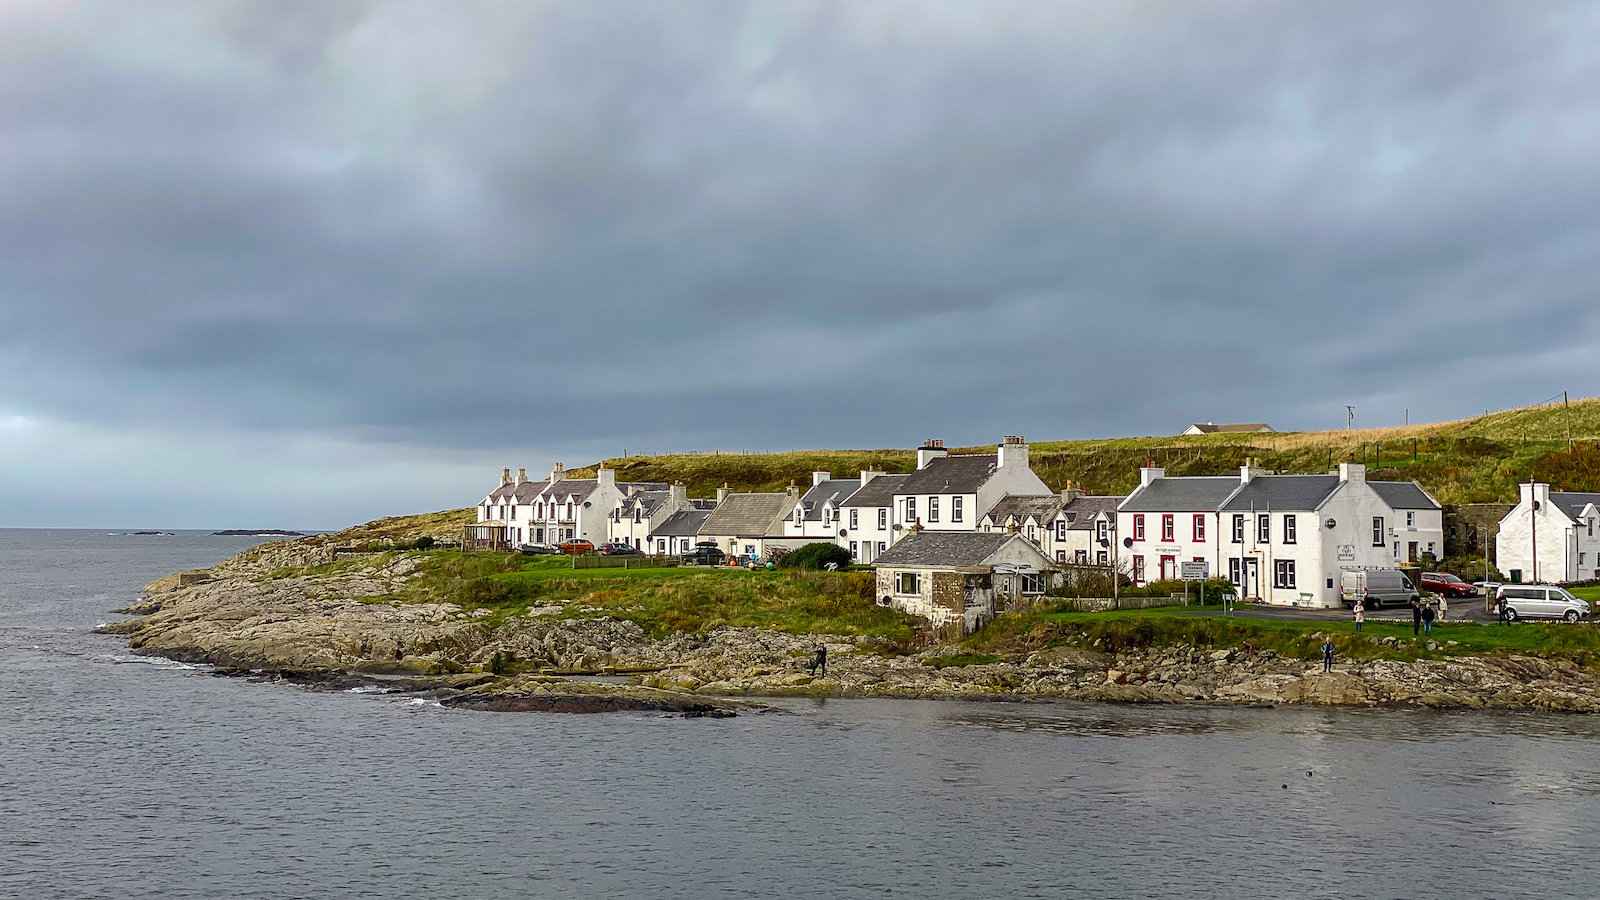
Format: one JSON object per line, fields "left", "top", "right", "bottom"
{"left": 105, "top": 541, "right": 1600, "bottom": 715}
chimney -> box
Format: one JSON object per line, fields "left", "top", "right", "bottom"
{"left": 501, "top": 467, "right": 512, "bottom": 485}
{"left": 1337, "top": 462, "right": 1365, "bottom": 484}
{"left": 669, "top": 481, "right": 688, "bottom": 508}
{"left": 997, "top": 435, "right": 1029, "bottom": 470}
{"left": 786, "top": 480, "right": 800, "bottom": 499}
{"left": 1526, "top": 482, "right": 1551, "bottom": 509}
{"left": 916, "top": 439, "right": 947, "bottom": 470}
{"left": 1240, "top": 457, "right": 1258, "bottom": 484}
{"left": 549, "top": 462, "right": 565, "bottom": 485}
{"left": 859, "top": 469, "right": 882, "bottom": 486}
{"left": 717, "top": 483, "right": 730, "bottom": 504}
{"left": 1060, "top": 479, "right": 1082, "bottom": 503}
{"left": 1139, "top": 466, "right": 1165, "bottom": 488}
{"left": 515, "top": 466, "right": 527, "bottom": 485}
{"left": 597, "top": 466, "right": 615, "bottom": 488}
{"left": 812, "top": 471, "right": 831, "bottom": 487}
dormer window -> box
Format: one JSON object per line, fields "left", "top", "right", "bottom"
{"left": 823, "top": 507, "right": 832, "bottom": 526}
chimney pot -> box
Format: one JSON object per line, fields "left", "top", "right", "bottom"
{"left": 501, "top": 467, "right": 512, "bottom": 485}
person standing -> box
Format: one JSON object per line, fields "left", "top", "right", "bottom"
{"left": 1411, "top": 598, "right": 1422, "bottom": 636}
{"left": 1421, "top": 602, "right": 1436, "bottom": 636}
{"left": 1322, "top": 638, "right": 1335, "bottom": 673}
{"left": 1353, "top": 599, "right": 1365, "bottom": 633}
{"left": 1436, "top": 595, "right": 1449, "bottom": 623}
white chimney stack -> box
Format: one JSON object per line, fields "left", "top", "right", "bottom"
{"left": 669, "top": 481, "right": 688, "bottom": 508}
{"left": 515, "top": 466, "right": 527, "bottom": 485}
{"left": 1240, "top": 458, "right": 1257, "bottom": 484}
{"left": 597, "top": 466, "right": 615, "bottom": 487}
{"left": 1060, "top": 480, "right": 1082, "bottom": 503}
{"left": 501, "top": 467, "right": 512, "bottom": 485}
{"left": 1140, "top": 466, "right": 1165, "bottom": 488}
{"left": 549, "top": 462, "right": 565, "bottom": 484}
{"left": 997, "top": 435, "right": 1029, "bottom": 470}
{"left": 916, "top": 440, "right": 947, "bottom": 470}
{"left": 812, "top": 471, "right": 831, "bottom": 487}
{"left": 859, "top": 469, "right": 882, "bottom": 486}
{"left": 716, "top": 483, "right": 730, "bottom": 504}
{"left": 1337, "top": 463, "right": 1365, "bottom": 483}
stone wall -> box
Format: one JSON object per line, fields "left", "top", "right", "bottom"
{"left": 1445, "top": 503, "right": 1513, "bottom": 562}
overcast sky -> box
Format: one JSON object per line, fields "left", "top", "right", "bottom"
{"left": 4, "top": 1, "right": 1599, "bottom": 528}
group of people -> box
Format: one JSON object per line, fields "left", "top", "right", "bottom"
{"left": 1348, "top": 595, "right": 1449, "bottom": 636}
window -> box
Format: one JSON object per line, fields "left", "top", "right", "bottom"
{"left": 896, "top": 572, "right": 921, "bottom": 594}
{"left": 795, "top": 508, "right": 804, "bottom": 524}
{"left": 1056, "top": 520, "right": 1066, "bottom": 541}
{"left": 1056, "top": 550, "right": 1066, "bottom": 562}
{"left": 1075, "top": 550, "right": 1087, "bottom": 564}
{"left": 1020, "top": 573, "right": 1045, "bottom": 595}
{"left": 1257, "top": 514, "right": 1269, "bottom": 543}
{"left": 1231, "top": 514, "right": 1244, "bottom": 543}
{"left": 657, "top": 539, "right": 666, "bottom": 553}
{"left": 877, "top": 542, "right": 886, "bottom": 554}
{"left": 848, "top": 509, "right": 858, "bottom": 529}
{"left": 1026, "top": 525, "right": 1037, "bottom": 542}
{"left": 906, "top": 497, "right": 918, "bottom": 522}
{"left": 1134, "top": 514, "right": 1146, "bottom": 541}
{"left": 1406, "top": 511, "right": 1416, "bottom": 527}
{"left": 1096, "top": 550, "right": 1108, "bottom": 565}
{"left": 565, "top": 501, "right": 573, "bottom": 519}
{"left": 929, "top": 497, "right": 940, "bottom": 522}
{"left": 1228, "top": 558, "right": 1242, "bottom": 585}
{"left": 1161, "top": 514, "right": 1174, "bottom": 542}
{"left": 953, "top": 497, "right": 963, "bottom": 522}
{"left": 510, "top": 506, "right": 517, "bottom": 520}
{"left": 1590, "top": 517, "right": 1596, "bottom": 537}
{"left": 823, "top": 507, "right": 832, "bottom": 526}
{"left": 1132, "top": 556, "right": 1145, "bottom": 584}
{"left": 1283, "top": 515, "right": 1296, "bottom": 544}
{"left": 633, "top": 509, "right": 641, "bottom": 523}
{"left": 1274, "top": 559, "right": 1297, "bottom": 589}
{"left": 1097, "top": 520, "right": 1108, "bottom": 543}
{"left": 878, "top": 508, "right": 888, "bottom": 529}
{"left": 536, "top": 503, "right": 544, "bottom": 517}
{"left": 1372, "top": 516, "right": 1385, "bottom": 547}
{"left": 849, "top": 541, "right": 858, "bottom": 558}
{"left": 1193, "top": 514, "right": 1205, "bottom": 542}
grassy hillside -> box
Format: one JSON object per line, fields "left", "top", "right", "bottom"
{"left": 576, "top": 396, "right": 1600, "bottom": 506}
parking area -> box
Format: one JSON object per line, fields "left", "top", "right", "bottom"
{"left": 1223, "top": 597, "right": 1497, "bottom": 624}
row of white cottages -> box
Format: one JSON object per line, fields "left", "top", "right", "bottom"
{"left": 476, "top": 436, "right": 1444, "bottom": 610}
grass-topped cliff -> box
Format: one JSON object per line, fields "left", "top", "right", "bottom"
{"left": 573, "top": 396, "right": 1600, "bottom": 505}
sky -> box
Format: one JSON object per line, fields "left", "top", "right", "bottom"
{"left": 4, "top": 1, "right": 1600, "bottom": 528}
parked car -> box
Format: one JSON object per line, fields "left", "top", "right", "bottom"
{"left": 1420, "top": 572, "right": 1479, "bottom": 598}
{"left": 1495, "top": 585, "right": 1591, "bottom": 622}
{"left": 598, "top": 542, "right": 640, "bottom": 556}
{"left": 680, "top": 545, "right": 726, "bottom": 566}
{"left": 1341, "top": 569, "right": 1421, "bottom": 610}
{"left": 557, "top": 539, "right": 595, "bottom": 555}
{"left": 519, "top": 543, "right": 560, "bottom": 556}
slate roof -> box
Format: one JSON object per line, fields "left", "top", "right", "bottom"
{"left": 542, "top": 479, "right": 601, "bottom": 504}
{"left": 1060, "top": 495, "right": 1123, "bottom": 529}
{"left": 982, "top": 494, "right": 1061, "bottom": 524}
{"left": 1551, "top": 492, "right": 1600, "bottom": 520}
{"left": 1219, "top": 475, "right": 1341, "bottom": 512}
{"left": 653, "top": 509, "right": 709, "bottom": 537}
{"left": 698, "top": 492, "right": 797, "bottom": 537}
{"left": 689, "top": 498, "right": 718, "bottom": 510}
{"left": 873, "top": 531, "right": 1017, "bottom": 568}
{"left": 486, "top": 482, "right": 516, "bottom": 501}
{"left": 1186, "top": 422, "right": 1273, "bottom": 433}
{"left": 1121, "top": 477, "right": 1240, "bottom": 512}
{"left": 798, "top": 478, "right": 862, "bottom": 521}
{"left": 1370, "top": 481, "right": 1440, "bottom": 511}
{"left": 899, "top": 454, "right": 999, "bottom": 495}
{"left": 840, "top": 473, "right": 910, "bottom": 508}
{"left": 617, "top": 490, "right": 669, "bottom": 517}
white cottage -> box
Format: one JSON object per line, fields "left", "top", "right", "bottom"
{"left": 837, "top": 472, "right": 909, "bottom": 563}
{"left": 696, "top": 488, "right": 801, "bottom": 561}
{"left": 608, "top": 482, "right": 695, "bottom": 550}
{"left": 1496, "top": 484, "right": 1600, "bottom": 584}
{"left": 892, "top": 436, "right": 1050, "bottom": 534}
{"left": 784, "top": 472, "right": 864, "bottom": 540}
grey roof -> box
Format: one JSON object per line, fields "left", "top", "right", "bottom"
{"left": 689, "top": 498, "right": 718, "bottom": 510}
{"left": 1552, "top": 492, "right": 1600, "bottom": 520}
{"left": 486, "top": 482, "right": 516, "bottom": 501}
{"left": 653, "top": 509, "right": 709, "bottom": 537}
{"left": 698, "top": 492, "right": 797, "bottom": 537}
{"left": 798, "top": 478, "right": 861, "bottom": 521}
{"left": 1370, "top": 481, "right": 1440, "bottom": 511}
{"left": 542, "top": 479, "right": 601, "bottom": 504}
{"left": 840, "top": 473, "right": 910, "bottom": 508}
{"left": 1121, "top": 477, "right": 1240, "bottom": 512}
{"left": 1060, "top": 495, "right": 1123, "bottom": 529}
{"left": 898, "top": 454, "right": 999, "bottom": 495}
{"left": 1219, "top": 475, "right": 1341, "bottom": 512}
{"left": 617, "top": 490, "right": 669, "bottom": 517}
{"left": 873, "top": 531, "right": 1017, "bottom": 568}
{"left": 1186, "top": 422, "right": 1273, "bottom": 433}
{"left": 982, "top": 494, "right": 1061, "bottom": 524}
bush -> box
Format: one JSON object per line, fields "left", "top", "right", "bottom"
{"left": 413, "top": 536, "right": 435, "bottom": 550}
{"left": 777, "top": 542, "right": 853, "bottom": 571}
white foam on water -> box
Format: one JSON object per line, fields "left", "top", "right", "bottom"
{"left": 344, "top": 685, "right": 389, "bottom": 694}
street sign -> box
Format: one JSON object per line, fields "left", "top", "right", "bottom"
{"left": 1180, "top": 561, "right": 1209, "bottom": 580}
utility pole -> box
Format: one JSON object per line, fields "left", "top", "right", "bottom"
{"left": 1346, "top": 405, "right": 1356, "bottom": 432}
{"left": 1566, "top": 390, "right": 1572, "bottom": 450}
{"left": 1531, "top": 481, "right": 1539, "bottom": 584}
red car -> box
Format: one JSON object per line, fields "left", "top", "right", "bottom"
{"left": 1420, "top": 572, "right": 1478, "bottom": 598}
{"left": 557, "top": 539, "right": 595, "bottom": 555}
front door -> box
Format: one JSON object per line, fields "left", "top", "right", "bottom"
{"left": 1245, "top": 559, "right": 1260, "bottom": 599}
{"left": 1408, "top": 541, "right": 1419, "bottom": 562}
{"left": 1160, "top": 555, "right": 1176, "bottom": 581}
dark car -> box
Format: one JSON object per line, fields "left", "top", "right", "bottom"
{"left": 599, "top": 542, "right": 640, "bottom": 556}
{"left": 519, "top": 543, "right": 560, "bottom": 555}
{"left": 680, "top": 545, "right": 726, "bottom": 566}
{"left": 1421, "top": 572, "right": 1478, "bottom": 598}
{"left": 557, "top": 539, "right": 596, "bottom": 555}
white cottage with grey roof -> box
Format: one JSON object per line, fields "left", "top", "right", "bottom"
{"left": 1497, "top": 484, "right": 1600, "bottom": 584}
{"left": 784, "top": 471, "right": 865, "bottom": 540}
{"left": 696, "top": 487, "right": 801, "bottom": 561}
{"left": 892, "top": 436, "right": 1050, "bottom": 535}
{"left": 838, "top": 472, "right": 909, "bottom": 563}
{"left": 873, "top": 531, "right": 1055, "bottom": 635}
{"left": 650, "top": 508, "right": 712, "bottom": 556}
{"left": 608, "top": 482, "right": 696, "bottom": 550}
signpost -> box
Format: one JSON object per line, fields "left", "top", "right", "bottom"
{"left": 1180, "top": 560, "right": 1210, "bottom": 609}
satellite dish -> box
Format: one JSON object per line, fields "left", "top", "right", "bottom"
{"left": 1098, "top": 538, "right": 1108, "bottom": 548}
{"left": 1122, "top": 537, "right": 1134, "bottom": 548}
{"left": 1325, "top": 518, "right": 1337, "bottom": 529}
{"left": 838, "top": 529, "right": 848, "bottom": 538}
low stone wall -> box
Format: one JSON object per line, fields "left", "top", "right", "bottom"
{"left": 1049, "top": 595, "right": 1185, "bottom": 612}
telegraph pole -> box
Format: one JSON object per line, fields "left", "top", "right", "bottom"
{"left": 1531, "top": 481, "right": 1539, "bottom": 584}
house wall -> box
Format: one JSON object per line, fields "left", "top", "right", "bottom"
{"left": 1495, "top": 485, "right": 1597, "bottom": 583}
{"left": 1120, "top": 511, "right": 1220, "bottom": 586}
{"left": 1391, "top": 507, "right": 1445, "bottom": 563}
{"left": 839, "top": 504, "right": 897, "bottom": 562}
{"left": 1218, "top": 480, "right": 1398, "bottom": 608}
{"left": 874, "top": 566, "right": 966, "bottom": 630}
{"left": 895, "top": 491, "right": 980, "bottom": 532}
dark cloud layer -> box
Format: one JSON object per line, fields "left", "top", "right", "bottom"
{"left": 3, "top": 1, "right": 1599, "bottom": 526}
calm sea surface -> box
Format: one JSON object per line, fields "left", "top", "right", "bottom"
{"left": 3, "top": 528, "right": 1599, "bottom": 899}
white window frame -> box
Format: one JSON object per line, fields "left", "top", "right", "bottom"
{"left": 952, "top": 497, "right": 963, "bottom": 522}
{"left": 896, "top": 571, "right": 921, "bottom": 595}
{"left": 1231, "top": 514, "right": 1244, "bottom": 544}
{"left": 877, "top": 508, "right": 888, "bottom": 529}
{"left": 929, "top": 497, "right": 940, "bottom": 523}
{"left": 849, "top": 508, "right": 859, "bottom": 529}
{"left": 1257, "top": 514, "right": 1269, "bottom": 543}
{"left": 906, "top": 497, "right": 917, "bottom": 522}
{"left": 1283, "top": 514, "right": 1296, "bottom": 545}
{"left": 1372, "top": 516, "right": 1385, "bottom": 547}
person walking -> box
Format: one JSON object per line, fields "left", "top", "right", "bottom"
{"left": 1421, "top": 602, "right": 1436, "bottom": 636}
{"left": 1353, "top": 599, "right": 1365, "bottom": 633}
{"left": 1321, "top": 638, "right": 1335, "bottom": 673}
{"left": 807, "top": 644, "right": 828, "bottom": 678}
{"left": 1411, "top": 598, "right": 1423, "bottom": 636}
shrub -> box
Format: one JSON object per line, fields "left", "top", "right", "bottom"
{"left": 412, "top": 536, "right": 435, "bottom": 550}
{"left": 777, "top": 542, "right": 853, "bottom": 570}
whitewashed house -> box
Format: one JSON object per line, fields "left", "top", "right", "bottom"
{"left": 649, "top": 508, "right": 712, "bottom": 556}
{"left": 873, "top": 531, "right": 1055, "bottom": 635}
{"left": 784, "top": 472, "right": 864, "bottom": 540}
{"left": 892, "top": 436, "right": 1050, "bottom": 535}
{"left": 696, "top": 487, "right": 801, "bottom": 560}
{"left": 837, "top": 472, "right": 909, "bottom": 563}
{"left": 980, "top": 494, "right": 1062, "bottom": 554}
{"left": 523, "top": 464, "right": 660, "bottom": 547}
{"left": 1370, "top": 481, "right": 1445, "bottom": 564}
{"left": 1048, "top": 491, "right": 1123, "bottom": 565}
{"left": 476, "top": 467, "right": 552, "bottom": 547}
{"left": 608, "top": 482, "right": 694, "bottom": 550}
{"left": 1181, "top": 422, "right": 1274, "bottom": 435}
{"left": 1496, "top": 484, "right": 1600, "bottom": 584}
{"left": 1118, "top": 468, "right": 1238, "bottom": 583}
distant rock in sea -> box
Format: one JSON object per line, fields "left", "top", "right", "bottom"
{"left": 129, "top": 531, "right": 176, "bottom": 536}
{"left": 211, "top": 529, "right": 306, "bottom": 537}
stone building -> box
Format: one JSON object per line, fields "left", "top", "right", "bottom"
{"left": 873, "top": 531, "right": 1055, "bottom": 635}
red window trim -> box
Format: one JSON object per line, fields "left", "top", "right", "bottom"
{"left": 1133, "top": 514, "right": 1145, "bottom": 541}
{"left": 1161, "top": 514, "right": 1174, "bottom": 542}
{"left": 1192, "top": 513, "right": 1205, "bottom": 542}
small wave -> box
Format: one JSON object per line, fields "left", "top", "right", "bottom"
{"left": 344, "top": 685, "right": 390, "bottom": 694}
{"left": 90, "top": 653, "right": 203, "bottom": 671}
{"left": 402, "top": 697, "right": 443, "bottom": 708}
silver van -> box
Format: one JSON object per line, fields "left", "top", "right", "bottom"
{"left": 1495, "top": 585, "right": 1591, "bottom": 622}
{"left": 1341, "top": 569, "right": 1420, "bottom": 610}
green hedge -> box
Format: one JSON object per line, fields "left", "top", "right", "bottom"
{"left": 777, "top": 542, "right": 854, "bottom": 570}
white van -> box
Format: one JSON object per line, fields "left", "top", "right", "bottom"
{"left": 1495, "top": 585, "right": 1591, "bottom": 622}
{"left": 1341, "top": 569, "right": 1420, "bottom": 610}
